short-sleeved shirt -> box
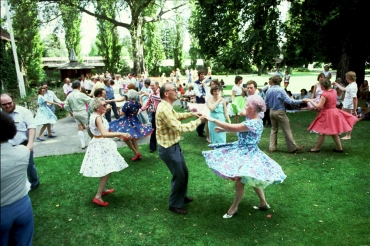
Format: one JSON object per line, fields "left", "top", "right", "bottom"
{"left": 232, "top": 85, "right": 243, "bottom": 96}
{"left": 6, "top": 105, "right": 36, "bottom": 145}
{"left": 342, "top": 82, "right": 358, "bottom": 109}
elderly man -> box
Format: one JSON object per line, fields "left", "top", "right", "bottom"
{"left": 90, "top": 76, "right": 105, "bottom": 97}
{"left": 240, "top": 80, "right": 265, "bottom": 119}
{"left": 128, "top": 73, "right": 139, "bottom": 89}
{"left": 64, "top": 81, "right": 93, "bottom": 149}
{"left": 63, "top": 78, "right": 73, "bottom": 95}
{"left": 139, "top": 80, "right": 161, "bottom": 153}
{"left": 264, "top": 75, "right": 309, "bottom": 153}
{"left": 103, "top": 79, "right": 119, "bottom": 122}
{"left": 85, "top": 76, "right": 95, "bottom": 94}
{"left": 156, "top": 83, "right": 205, "bottom": 214}
{"left": 42, "top": 82, "right": 63, "bottom": 135}
{"left": 0, "top": 93, "right": 40, "bottom": 190}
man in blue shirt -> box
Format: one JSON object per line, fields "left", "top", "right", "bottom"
{"left": 265, "top": 76, "right": 309, "bottom": 153}
{"left": 104, "top": 79, "right": 120, "bottom": 122}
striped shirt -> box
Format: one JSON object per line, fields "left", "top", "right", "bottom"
{"left": 156, "top": 100, "right": 201, "bottom": 148}
{"left": 141, "top": 90, "right": 161, "bottom": 112}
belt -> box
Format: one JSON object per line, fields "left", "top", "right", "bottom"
{"left": 93, "top": 135, "right": 104, "bottom": 138}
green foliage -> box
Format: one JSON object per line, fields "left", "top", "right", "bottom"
{"left": 88, "top": 40, "right": 101, "bottom": 56}
{"left": 189, "top": 0, "right": 281, "bottom": 75}
{"left": 42, "top": 34, "right": 68, "bottom": 57}
{"left": 94, "top": 1, "right": 123, "bottom": 73}
{"left": 143, "top": 22, "right": 165, "bottom": 76}
{"left": 285, "top": 0, "right": 369, "bottom": 82}
{"left": 10, "top": 0, "right": 45, "bottom": 86}
{"left": 0, "top": 42, "right": 17, "bottom": 91}
{"left": 59, "top": 1, "right": 82, "bottom": 60}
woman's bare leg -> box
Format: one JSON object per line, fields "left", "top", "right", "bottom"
{"left": 253, "top": 187, "right": 268, "bottom": 207}
{"left": 227, "top": 179, "right": 245, "bottom": 215}
{"left": 95, "top": 174, "right": 110, "bottom": 201}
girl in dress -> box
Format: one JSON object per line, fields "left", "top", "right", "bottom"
{"left": 80, "top": 98, "right": 130, "bottom": 207}
{"left": 308, "top": 73, "right": 325, "bottom": 110}
{"left": 307, "top": 79, "right": 357, "bottom": 153}
{"left": 207, "top": 85, "right": 230, "bottom": 144}
{"left": 230, "top": 76, "right": 247, "bottom": 123}
{"left": 202, "top": 95, "right": 286, "bottom": 218}
{"left": 35, "top": 86, "right": 61, "bottom": 141}
{"left": 109, "top": 89, "right": 153, "bottom": 161}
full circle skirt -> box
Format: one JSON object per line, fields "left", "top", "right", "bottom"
{"left": 80, "top": 138, "right": 128, "bottom": 177}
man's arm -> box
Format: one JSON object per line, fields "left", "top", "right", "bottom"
{"left": 158, "top": 106, "right": 201, "bottom": 134}
{"left": 140, "top": 95, "right": 152, "bottom": 111}
{"left": 51, "top": 91, "right": 63, "bottom": 103}
{"left": 27, "top": 128, "right": 36, "bottom": 151}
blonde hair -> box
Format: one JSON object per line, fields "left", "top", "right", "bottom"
{"left": 345, "top": 71, "right": 356, "bottom": 82}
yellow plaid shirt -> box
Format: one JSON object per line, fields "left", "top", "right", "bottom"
{"left": 156, "top": 100, "right": 201, "bottom": 148}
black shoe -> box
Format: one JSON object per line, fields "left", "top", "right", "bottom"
{"left": 30, "top": 182, "right": 40, "bottom": 191}
{"left": 333, "top": 148, "right": 344, "bottom": 153}
{"left": 169, "top": 206, "right": 187, "bottom": 214}
{"left": 149, "top": 149, "right": 156, "bottom": 153}
{"left": 184, "top": 196, "right": 194, "bottom": 203}
{"left": 198, "top": 134, "right": 205, "bottom": 137}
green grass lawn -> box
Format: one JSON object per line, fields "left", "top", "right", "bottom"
{"left": 31, "top": 109, "right": 369, "bottom": 245}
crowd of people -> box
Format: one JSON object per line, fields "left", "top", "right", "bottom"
{"left": 1, "top": 66, "right": 367, "bottom": 245}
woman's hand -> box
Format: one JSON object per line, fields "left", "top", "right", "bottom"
{"left": 214, "top": 127, "right": 225, "bottom": 133}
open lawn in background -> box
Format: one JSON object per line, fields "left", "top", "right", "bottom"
{"left": 31, "top": 108, "right": 369, "bottom": 245}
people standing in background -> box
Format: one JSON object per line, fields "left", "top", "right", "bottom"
{"left": 85, "top": 76, "right": 95, "bottom": 95}
{"left": 139, "top": 81, "right": 161, "bottom": 153}
{"left": 63, "top": 77, "right": 73, "bottom": 95}
{"left": 161, "top": 73, "right": 166, "bottom": 85}
{"left": 90, "top": 76, "right": 105, "bottom": 97}
{"left": 1, "top": 111, "right": 35, "bottom": 245}
{"left": 193, "top": 70, "right": 207, "bottom": 137}
{"left": 188, "top": 68, "right": 192, "bottom": 85}
{"left": 322, "top": 65, "right": 332, "bottom": 81}
{"left": 284, "top": 70, "right": 290, "bottom": 89}
{"left": 176, "top": 68, "right": 181, "bottom": 82}
{"left": 42, "top": 82, "right": 63, "bottom": 135}
{"left": 65, "top": 81, "right": 93, "bottom": 149}
{"left": 103, "top": 79, "right": 120, "bottom": 122}
{"left": 170, "top": 70, "right": 175, "bottom": 85}
{"left": 332, "top": 71, "right": 358, "bottom": 140}
{"left": 274, "top": 68, "right": 283, "bottom": 78}
{"left": 1, "top": 93, "right": 40, "bottom": 191}
{"left": 230, "top": 76, "right": 247, "bottom": 123}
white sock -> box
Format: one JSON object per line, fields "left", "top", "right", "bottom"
{"left": 78, "top": 131, "right": 85, "bottom": 147}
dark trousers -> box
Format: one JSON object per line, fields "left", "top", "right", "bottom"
{"left": 150, "top": 112, "right": 157, "bottom": 151}
{"left": 263, "top": 108, "right": 271, "bottom": 126}
{"left": 196, "top": 96, "right": 205, "bottom": 136}
{"left": 105, "top": 101, "right": 120, "bottom": 122}
{"left": 159, "top": 143, "right": 188, "bottom": 208}
{"left": 0, "top": 195, "right": 34, "bottom": 246}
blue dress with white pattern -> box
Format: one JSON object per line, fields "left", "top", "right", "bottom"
{"left": 34, "top": 95, "right": 58, "bottom": 125}
{"left": 202, "top": 119, "right": 286, "bottom": 189}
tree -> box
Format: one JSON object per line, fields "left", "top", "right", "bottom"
{"left": 189, "top": 0, "right": 281, "bottom": 75}
{"left": 88, "top": 40, "right": 101, "bottom": 56}
{"left": 42, "top": 33, "right": 68, "bottom": 57}
{"left": 143, "top": 22, "right": 165, "bottom": 76}
{"left": 285, "top": 0, "right": 369, "bottom": 84}
{"left": 10, "top": 0, "right": 45, "bottom": 86}
{"left": 94, "top": 1, "right": 123, "bottom": 73}
{"left": 31, "top": 0, "right": 187, "bottom": 75}
{"left": 59, "top": 1, "right": 82, "bottom": 60}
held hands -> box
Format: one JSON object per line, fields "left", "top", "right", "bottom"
{"left": 302, "top": 98, "right": 310, "bottom": 103}
{"left": 122, "top": 133, "right": 132, "bottom": 140}
{"left": 26, "top": 142, "right": 33, "bottom": 152}
{"left": 191, "top": 112, "right": 203, "bottom": 118}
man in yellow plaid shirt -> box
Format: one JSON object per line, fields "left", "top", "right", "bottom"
{"left": 156, "top": 83, "right": 206, "bottom": 214}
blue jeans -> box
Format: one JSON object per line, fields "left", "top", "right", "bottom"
{"left": 1, "top": 195, "right": 34, "bottom": 246}
{"left": 28, "top": 151, "right": 39, "bottom": 188}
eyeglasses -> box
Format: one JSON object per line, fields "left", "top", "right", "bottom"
{"left": 1, "top": 102, "right": 12, "bottom": 107}
{"left": 101, "top": 104, "right": 107, "bottom": 107}
{"left": 166, "top": 88, "right": 176, "bottom": 92}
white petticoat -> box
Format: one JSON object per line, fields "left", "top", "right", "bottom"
{"left": 80, "top": 137, "right": 128, "bottom": 177}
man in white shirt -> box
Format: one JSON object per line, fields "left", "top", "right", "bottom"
{"left": 1, "top": 93, "right": 40, "bottom": 190}
{"left": 63, "top": 78, "right": 73, "bottom": 95}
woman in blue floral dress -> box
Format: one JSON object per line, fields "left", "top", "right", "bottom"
{"left": 109, "top": 89, "right": 153, "bottom": 161}
{"left": 34, "top": 86, "right": 61, "bottom": 141}
{"left": 202, "top": 95, "right": 286, "bottom": 218}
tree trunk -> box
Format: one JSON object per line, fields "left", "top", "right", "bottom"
{"left": 130, "top": 17, "right": 145, "bottom": 75}
{"left": 257, "top": 67, "right": 262, "bottom": 76}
